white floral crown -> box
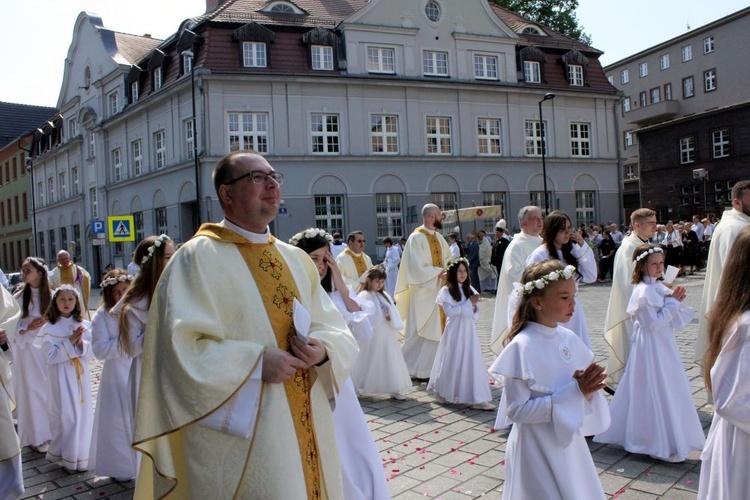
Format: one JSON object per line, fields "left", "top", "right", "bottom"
{"left": 52, "top": 284, "right": 80, "bottom": 300}
{"left": 635, "top": 246, "right": 664, "bottom": 262}
{"left": 100, "top": 273, "right": 134, "bottom": 288}
{"left": 26, "top": 257, "right": 49, "bottom": 273}
{"left": 289, "top": 227, "right": 333, "bottom": 247}
{"left": 445, "top": 257, "right": 469, "bottom": 271}
{"left": 514, "top": 264, "right": 576, "bottom": 296}
{"left": 141, "top": 234, "right": 172, "bottom": 266}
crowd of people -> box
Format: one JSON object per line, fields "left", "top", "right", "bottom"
{"left": 0, "top": 150, "right": 748, "bottom": 499}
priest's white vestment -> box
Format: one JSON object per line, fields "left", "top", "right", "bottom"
{"left": 0, "top": 287, "right": 22, "bottom": 500}
{"left": 336, "top": 249, "right": 373, "bottom": 290}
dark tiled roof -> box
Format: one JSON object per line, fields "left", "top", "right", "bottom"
{"left": 199, "top": 0, "right": 369, "bottom": 28}
{"left": 0, "top": 102, "right": 58, "bottom": 149}
{"left": 111, "top": 31, "right": 164, "bottom": 65}
{"left": 489, "top": 4, "right": 601, "bottom": 54}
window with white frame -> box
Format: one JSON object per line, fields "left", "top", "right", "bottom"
{"left": 624, "top": 131, "right": 634, "bottom": 148}
{"left": 568, "top": 64, "right": 584, "bottom": 86}
{"left": 71, "top": 167, "right": 79, "bottom": 195}
{"left": 423, "top": 51, "right": 448, "bottom": 76}
{"left": 242, "top": 42, "right": 267, "bottom": 67}
{"left": 620, "top": 69, "right": 629, "bottom": 84}
{"left": 49, "top": 230, "right": 56, "bottom": 257}
{"left": 622, "top": 97, "right": 631, "bottom": 113}
{"left": 664, "top": 83, "right": 672, "bottom": 100}
{"left": 650, "top": 87, "right": 661, "bottom": 104}
{"left": 154, "top": 67, "right": 163, "bottom": 90}
{"left": 37, "top": 181, "right": 44, "bottom": 205}
{"left": 88, "top": 132, "right": 95, "bottom": 158}
{"left": 366, "top": 47, "right": 395, "bottom": 73}
{"left": 72, "top": 224, "right": 81, "bottom": 257}
{"left": 311, "top": 45, "right": 334, "bottom": 71}
{"left": 132, "top": 139, "right": 143, "bottom": 176}
{"left": 640, "top": 91, "right": 647, "bottom": 107}
{"left": 183, "top": 53, "right": 193, "bottom": 74}
{"left": 425, "top": 116, "right": 452, "bottom": 155}
{"left": 639, "top": 62, "right": 648, "bottom": 77}
{"left": 482, "top": 192, "right": 505, "bottom": 233}
{"left": 680, "top": 136, "right": 695, "bottom": 164}
{"left": 155, "top": 207, "right": 168, "bottom": 235}
{"left": 154, "top": 130, "right": 166, "bottom": 169}
{"left": 108, "top": 91, "right": 119, "bottom": 116}
{"left": 660, "top": 53, "right": 670, "bottom": 70}
{"left": 375, "top": 193, "right": 404, "bottom": 240}
{"left": 703, "top": 35, "right": 715, "bottom": 54}
{"left": 133, "top": 211, "right": 144, "bottom": 243}
{"left": 67, "top": 118, "right": 77, "bottom": 139}
{"left": 477, "top": 118, "right": 501, "bottom": 155}
{"left": 228, "top": 112, "right": 269, "bottom": 153}
{"left": 529, "top": 191, "right": 548, "bottom": 209}
{"left": 575, "top": 191, "right": 596, "bottom": 227}
{"left": 370, "top": 115, "right": 398, "bottom": 154}
{"left": 131, "top": 81, "right": 139, "bottom": 102}
{"left": 524, "top": 120, "right": 545, "bottom": 156}
{"left": 90, "top": 188, "right": 98, "bottom": 218}
{"left": 712, "top": 128, "right": 730, "bottom": 158}
{"left": 682, "top": 45, "right": 692, "bottom": 62}
{"left": 311, "top": 113, "right": 340, "bottom": 154}
{"left": 430, "top": 192, "right": 457, "bottom": 211}
{"left": 704, "top": 69, "right": 717, "bottom": 92}
{"left": 314, "top": 195, "right": 344, "bottom": 235}
{"left": 185, "top": 119, "right": 195, "bottom": 160}
{"left": 683, "top": 76, "right": 695, "bottom": 98}
{"left": 47, "top": 177, "right": 54, "bottom": 203}
{"left": 424, "top": 1, "right": 441, "bottom": 22}
{"left": 570, "top": 122, "right": 591, "bottom": 157}
{"left": 524, "top": 61, "right": 541, "bottom": 83}
{"left": 112, "top": 148, "right": 122, "bottom": 182}
{"left": 474, "top": 54, "right": 498, "bottom": 80}
{"left": 625, "top": 164, "right": 639, "bottom": 180}
{"left": 58, "top": 172, "right": 66, "bottom": 199}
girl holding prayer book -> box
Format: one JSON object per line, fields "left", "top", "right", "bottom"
{"left": 489, "top": 260, "right": 610, "bottom": 500}
{"left": 699, "top": 225, "right": 750, "bottom": 498}
{"left": 36, "top": 285, "right": 93, "bottom": 471}
{"left": 595, "top": 245, "right": 705, "bottom": 462}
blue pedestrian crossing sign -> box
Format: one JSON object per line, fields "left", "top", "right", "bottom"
{"left": 107, "top": 215, "right": 136, "bottom": 242}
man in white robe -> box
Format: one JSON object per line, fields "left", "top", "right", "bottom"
{"left": 694, "top": 180, "right": 750, "bottom": 362}
{"left": 49, "top": 250, "right": 91, "bottom": 316}
{"left": 603, "top": 208, "right": 657, "bottom": 386}
{"left": 133, "top": 151, "right": 359, "bottom": 499}
{"left": 335, "top": 231, "right": 373, "bottom": 289}
{"left": 395, "top": 204, "right": 450, "bottom": 379}
{"left": 489, "top": 206, "right": 544, "bottom": 354}
{"left": 477, "top": 230, "right": 496, "bottom": 293}
{"left": 0, "top": 286, "right": 22, "bottom": 499}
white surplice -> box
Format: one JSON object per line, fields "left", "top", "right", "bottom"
{"left": 428, "top": 286, "right": 492, "bottom": 404}
{"left": 694, "top": 209, "right": 750, "bottom": 362}
{"left": 352, "top": 290, "right": 411, "bottom": 397}
{"left": 383, "top": 246, "right": 401, "bottom": 298}
{"left": 12, "top": 288, "right": 52, "bottom": 448}
{"left": 0, "top": 287, "right": 23, "bottom": 500}
{"left": 89, "top": 306, "right": 138, "bottom": 480}
{"left": 594, "top": 278, "right": 705, "bottom": 459}
{"left": 603, "top": 232, "right": 647, "bottom": 385}
{"left": 525, "top": 243, "right": 597, "bottom": 348}
{"left": 489, "top": 322, "right": 609, "bottom": 500}
{"left": 489, "top": 232, "right": 542, "bottom": 354}
{"left": 698, "top": 311, "right": 750, "bottom": 499}
{"left": 38, "top": 317, "right": 94, "bottom": 471}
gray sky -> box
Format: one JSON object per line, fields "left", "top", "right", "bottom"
{"left": 2, "top": 0, "right": 748, "bottom": 107}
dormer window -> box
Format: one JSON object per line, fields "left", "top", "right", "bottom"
{"left": 519, "top": 25, "right": 544, "bottom": 36}
{"left": 233, "top": 23, "right": 275, "bottom": 69}
{"left": 243, "top": 42, "right": 267, "bottom": 67}
{"left": 519, "top": 46, "right": 546, "bottom": 84}
{"left": 561, "top": 50, "right": 589, "bottom": 87}
{"left": 265, "top": 1, "right": 304, "bottom": 14}
{"left": 154, "top": 67, "right": 163, "bottom": 90}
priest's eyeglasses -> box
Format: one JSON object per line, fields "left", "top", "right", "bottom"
{"left": 224, "top": 170, "right": 284, "bottom": 186}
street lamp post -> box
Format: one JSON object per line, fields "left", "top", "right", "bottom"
{"left": 538, "top": 92, "right": 556, "bottom": 214}
{"left": 182, "top": 49, "right": 201, "bottom": 231}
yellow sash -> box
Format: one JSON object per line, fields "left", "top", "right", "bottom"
{"left": 343, "top": 248, "right": 367, "bottom": 278}
{"left": 195, "top": 224, "right": 322, "bottom": 499}
{"left": 416, "top": 227, "right": 447, "bottom": 331}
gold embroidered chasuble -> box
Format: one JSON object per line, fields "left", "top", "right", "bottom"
{"left": 343, "top": 248, "right": 368, "bottom": 278}
{"left": 335, "top": 248, "right": 373, "bottom": 289}
{"left": 394, "top": 226, "right": 450, "bottom": 342}
{"left": 0, "top": 287, "right": 21, "bottom": 464}
{"left": 132, "top": 224, "right": 357, "bottom": 499}
{"left": 55, "top": 264, "right": 90, "bottom": 314}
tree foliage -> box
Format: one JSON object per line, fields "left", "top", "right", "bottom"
{"left": 490, "top": 0, "right": 593, "bottom": 46}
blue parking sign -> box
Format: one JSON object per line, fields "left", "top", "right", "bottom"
{"left": 92, "top": 219, "right": 105, "bottom": 234}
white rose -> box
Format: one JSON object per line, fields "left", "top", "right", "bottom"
{"left": 534, "top": 279, "right": 545, "bottom": 289}
{"left": 524, "top": 282, "right": 534, "bottom": 292}
{"left": 563, "top": 267, "right": 574, "bottom": 279}
{"left": 548, "top": 272, "right": 559, "bottom": 281}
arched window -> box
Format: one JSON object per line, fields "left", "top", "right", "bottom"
{"left": 84, "top": 66, "right": 91, "bottom": 89}
{"left": 520, "top": 26, "right": 543, "bottom": 35}
{"left": 265, "top": 2, "right": 303, "bottom": 14}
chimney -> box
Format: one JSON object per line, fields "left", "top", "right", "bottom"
{"left": 205, "top": 0, "right": 227, "bottom": 12}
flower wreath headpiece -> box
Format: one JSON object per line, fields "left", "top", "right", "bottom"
{"left": 27, "top": 257, "right": 49, "bottom": 274}
{"left": 513, "top": 264, "right": 577, "bottom": 296}
{"left": 100, "top": 273, "right": 134, "bottom": 288}
{"left": 52, "top": 284, "right": 80, "bottom": 300}
{"left": 141, "top": 234, "right": 172, "bottom": 266}
{"left": 289, "top": 227, "right": 334, "bottom": 247}
{"left": 445, "top": 257, "right": 470, "bottom": 271}
{"left": 635, "top": 246, "right": 664, "bottom": 262}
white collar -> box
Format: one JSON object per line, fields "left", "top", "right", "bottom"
{"left": 220, "top": 219, "right": 270, "bottom": 244}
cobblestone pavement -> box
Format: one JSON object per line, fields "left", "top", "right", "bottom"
{"left": 18, "top": 272, "right": 710, "bottom": 499}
